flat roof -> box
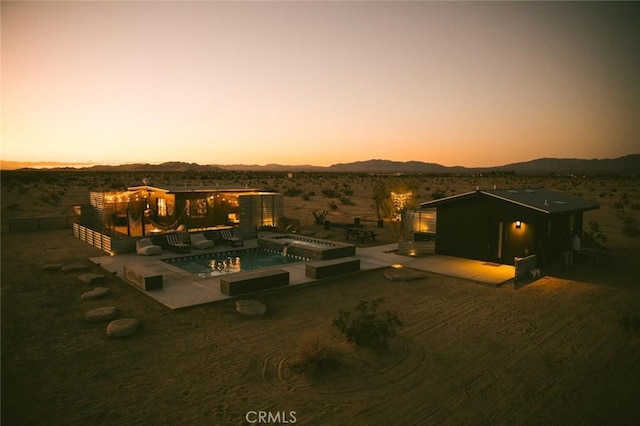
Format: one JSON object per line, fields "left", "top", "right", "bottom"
{"left": 127, "top": 184, "right": 261, "bottom": 193}
{"left": 420, "top": 188, "right": 599, "bottom": 214}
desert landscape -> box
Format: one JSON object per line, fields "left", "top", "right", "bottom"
{"left": 2, "top": 170, "right": 640, "bottom": 425}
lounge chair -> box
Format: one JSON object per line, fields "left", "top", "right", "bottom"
{"left": 190, "top": 232, "right": 214, "bottom": 250}
{"left": 136, "top": 238, "right": 162, "bottom": 256}
{"left": 220, "top": 228, "right": 243, "bottom": 247}
{"left": 166, "top": 232, "right": 190, "bottom": 252}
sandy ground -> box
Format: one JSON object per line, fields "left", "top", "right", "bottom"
{"left": 2, "top": 172, "right": 640, "bottom": 424}
{"left": 2, "top": 229, "right": 639, "bottom": 425}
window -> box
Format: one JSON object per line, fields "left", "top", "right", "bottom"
{"left": 186, "top": 198, "right": 207, "bottom": 217}
{"left": 157, "top": 198, "right": 167, "bottom": 217}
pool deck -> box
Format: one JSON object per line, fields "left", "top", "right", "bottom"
{"left": 89, "top": 235, "right": 514, "bottom": 310}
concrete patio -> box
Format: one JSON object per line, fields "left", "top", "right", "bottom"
{"left": 90, "top": 236, "right": 515, "bottom": 310}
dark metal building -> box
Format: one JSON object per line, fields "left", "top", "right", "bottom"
{"left": 419, "top": 188, "right": 599, "bottom": 265}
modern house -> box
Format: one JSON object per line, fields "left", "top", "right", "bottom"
{"left": 88, "top": 184, "right": 284, "bottom": 237}
{"left": 419, "top": 188, "right": 599, "bottom": 266}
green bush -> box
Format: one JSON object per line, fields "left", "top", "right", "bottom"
{"left": 332, "top": 298, "right": 402, "bottom": 351}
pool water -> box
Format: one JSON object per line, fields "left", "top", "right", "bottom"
{"left": 271, "top": 237, "right": 334, "bottom": 249}
{"left": 163, "top": 248, "right": 308, "bottom": 278}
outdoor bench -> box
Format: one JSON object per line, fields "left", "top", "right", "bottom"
{"left": 305, "top": 257, "right": 360, "bottom": 279}
{"left": 123, "top": 264, "right": 163, "bottom": 291}
{"left": 220, "top": 268, "right": 289, "bottom": 296}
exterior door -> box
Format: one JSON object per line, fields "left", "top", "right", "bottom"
{"left": 487, "top": 220, "right": 504, "bottom": 263}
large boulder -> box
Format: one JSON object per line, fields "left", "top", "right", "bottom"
{"left": 79, "top": 273, "right": 107, "bottom": 285}
{"left": 61, "top": 263, "right": 90, "bottom": 272}
{"left": 235, "top": 299, "right": 267, "bottom": 316}
{"left": 106, "top": 318, "right": 140, "bottom": 338}
{"left": 384, "top": 268, "right": 428, "bottom": 281}
{"left": 85, "top": 306, "right": 118, "bottom": 323}
{"left": 44, "top": 263, "right": 64, "bottom": 271}
{"left": 81, "top": 287, "right": 111, "bottom": 300}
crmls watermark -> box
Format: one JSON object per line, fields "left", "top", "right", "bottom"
{"left": 245, "top": 410, "right": 297, "bottom": 424}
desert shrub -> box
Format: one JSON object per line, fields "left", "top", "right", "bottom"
{"left": 328, "top": 201, "right": 338, "bottom": 211}
{"left": 289, "top": 330, "right": 344, "bottom": 380}
{"left": 5, "top": 203, "right": 20, "bottom": 211}
{"left": 321, "top": 188, "right": 339, "bottom": 198}
{"left": 339, "top": 196, "right": 354, "bottom": 205}
{"left": 332, "top": 298, "right": 402, "bottom": 351}
{"left": 583, "top": 220, "right": 607, "bottom": 248}
{"left": 40, "top": 191, "right": 62, "bottom": 206}
{"left": 430, "top": 190, "right": 446, "bottom": 200}
{"left": 619, "top": 315, "right": 640, "bottom": 337}
{"left": 283, "top": 187, "right": 303, "bottom": 197}
{"left": 621, "top": 217, "right": 640, "bottom": 238}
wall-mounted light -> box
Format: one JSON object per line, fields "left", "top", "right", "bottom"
{"left": 516, "top": 220, "right": 522, "bottom": 229}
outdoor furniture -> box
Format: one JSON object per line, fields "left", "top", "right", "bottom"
{"left": 220, "top": 228, "right": 243, "bottom": 247}
{"left": 136, "top": 238, "right": 162, "bottom": 256}
{"left": 345, "top": 227, "right": 378, "bottom": 243}
{"left": 190, "top": 232, "right": 214, "bottom": 250}
{"left": 166, "top": 232, "right": 190, "bottom": 252}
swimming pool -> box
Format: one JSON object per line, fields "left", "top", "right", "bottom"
{"left": 163, "top": 248, "right": 309, "bottom": 278}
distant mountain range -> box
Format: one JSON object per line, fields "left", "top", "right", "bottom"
{"left": 2, "top": 154, "right": 638, "bottom": 175}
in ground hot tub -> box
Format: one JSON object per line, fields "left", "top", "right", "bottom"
{"left": 258, "top": 234, "right": 356, "bottom": 260}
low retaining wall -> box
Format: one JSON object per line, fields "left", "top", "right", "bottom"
{"left": 123, "top": 264, "right": 163, "bottom": 291}
{"left": 9, "top": 216, "right": 69, "bottom": 232}
{"left": 306, "top": 258, "right": 360, "bottom": 279}
{"left": 220, "top": 268, "right": 289, "bottom": 296}
{"left": 397, "top": 240, "right": 435, "bottom": 256}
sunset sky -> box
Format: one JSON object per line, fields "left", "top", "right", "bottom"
{"left": 2, "top": 1, "right": 639, "bottom": 168}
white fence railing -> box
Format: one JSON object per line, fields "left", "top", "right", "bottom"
{"left": 73, "top": 223, "right": 135, "bottom": 255}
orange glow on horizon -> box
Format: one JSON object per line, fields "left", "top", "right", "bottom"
{"left": 2, "top": 2, "right": 638, "bottom": 168}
